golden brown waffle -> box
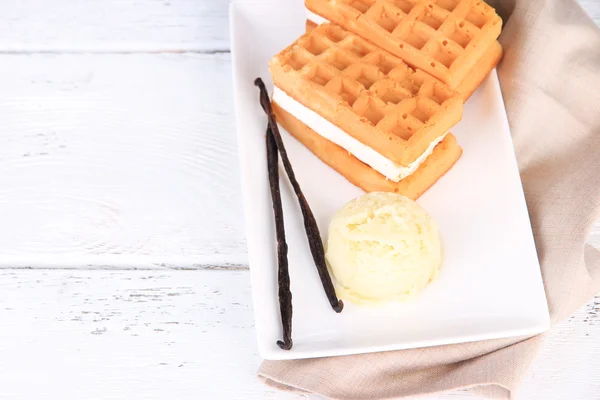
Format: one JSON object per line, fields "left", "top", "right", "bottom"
{"left": 454, "top": 40, "right": 502, "bottom": 99}
{"left": 305, "top": 0, "right": 502, "bottom": 88}
{"left": 305, "top": 19, "right": 503, "bottom": 100}
{"left": 269, "top": 23, "right": 462, "bottom": 167}
{"left": 273, "top": 103, "right": 462, "bottom": 200}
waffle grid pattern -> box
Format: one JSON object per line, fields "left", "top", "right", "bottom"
{"left": 273, "top": 24, "right": 461, "bottom": 160}
{"left": 306, "top": 0, "right": 502, "bottom": 86}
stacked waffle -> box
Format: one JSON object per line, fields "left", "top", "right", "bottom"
{"left": 305, "top": 0, "right": 503, "bottom": 98}
{"left": 269, "top": 0, "right": 503, "bottom": 199}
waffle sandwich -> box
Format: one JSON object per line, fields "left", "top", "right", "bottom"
{"left": 269, "top": 24, "right": 463, "bottom": 199}
{"left": 305, "top": 0, "right": 503, "bottom": 99}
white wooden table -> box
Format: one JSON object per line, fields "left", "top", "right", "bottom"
{"left": 0, "top": 1, "right": 599, "bottom": 399}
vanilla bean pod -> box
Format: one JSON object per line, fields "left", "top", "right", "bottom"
{"left": 255, "top": 77, "right": 344, "bottom": 313}
{"left": 266, "top": 123, "right": 293, "bottom": 350}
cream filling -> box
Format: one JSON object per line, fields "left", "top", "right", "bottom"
{"left": 305, "top": 8, "right": 330, "bottom": 25}
{"left": 273, "top": 86, "right": 447, "bottom": 182}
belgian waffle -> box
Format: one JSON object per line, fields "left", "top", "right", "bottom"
{"left": 269, "top": 23, "right": 462, "bottom": 168}
{"left": 305, "top": 19, "right": 503, "bottom": 100}
{"left": 273, "top": 103, "right": 462, "bottom": 199}
{"left": 305, "top": 0, "right": 502, "bottom": 89}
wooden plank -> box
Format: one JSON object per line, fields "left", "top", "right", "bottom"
{"left": 0, "top": 0, "right": 229, "bottom": 53}
{"left": 0, "top": 51, "right": 597, "bottom": 268}
{"left": 0, "top": 270, "right": 295, "bottom": 399}
{"left": 0, "top": 54, "right": 247, "bottom": 268}
{"left": 0, "top": 0, "right": 597, "bottom": 53}
{"left": 0, "top": 269, "right": 598, "bottom": 399}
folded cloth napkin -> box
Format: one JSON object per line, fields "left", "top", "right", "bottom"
{"left": 258, "top": 0, "right": 600, "bottom": 398}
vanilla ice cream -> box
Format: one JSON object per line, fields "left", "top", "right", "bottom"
{"left": 326, "top": 192, "right": 442, "bottom": 305}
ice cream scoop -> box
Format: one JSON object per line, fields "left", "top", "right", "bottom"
{"left": 326, "top": 192, "right": 442, "bottom": 305}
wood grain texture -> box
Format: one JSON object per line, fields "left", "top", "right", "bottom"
{"left": 0, "top": 0, "right": 596, "bottom": 53}
{"left": 0, "top": 1, "right": 598, "bottom": 399}
{"left": 0, "top": 270, "right": 598, "bottom": 400}
{"left": 0, "top": 0, "right": 229, "bottom": 53}
{"left": 0, "top": 270, "right": 293, "bottom": 400}
{"left": 0, "top": 54, "right": 247, "bottom": 268}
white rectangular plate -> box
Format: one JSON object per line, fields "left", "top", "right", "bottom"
{"left": 230, "top": 0, "right": 549, "bottom": 360}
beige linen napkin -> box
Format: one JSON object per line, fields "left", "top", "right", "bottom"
{"left": 258, "top": 0, "right": 600, "bottom": 398}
